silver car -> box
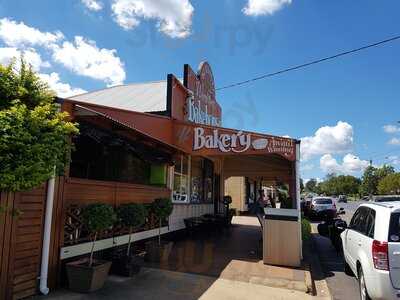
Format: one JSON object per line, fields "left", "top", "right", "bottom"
{"left": 310, "top": 197, "right": 336, "bottom": 216}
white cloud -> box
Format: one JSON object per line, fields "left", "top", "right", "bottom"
{"left": 389, "top": 138, "right": 400, "bottom": 146}
{"left": 111, "top": 0, "right": 194, "bottom": 38}
{"left": 301, "top": 163, "right": 314, "bottom": 171}
{"left": 243, "top": 0, "right": 291, "bottom": 16}
{"left": 0, "top": 47, "right": 50, "bottom": 71}
{"left": 384, "top": 124, "right": 400, "bottom": 134}
{"left": 0, "top": 18, "right": 63, "bottom": 48}
{"left": 82, "top": 0, "right": 104, "bottom": 11}
{"left": 0, "top": 18, "right": 126, "bottom": 86}
{"left": 301, "top": 121, "right": 353, "bottom": 161}
{"left": 52, "top": 36, "right": 125, "bottom": 86}
{"left": 39, "top": 72, "right": 87, "bottom": 98}
{"left": 320, "top": 154, "right": 369, "bottom": 175}
{"left": 387, "top": 156, "right": 400, "bottom": 165}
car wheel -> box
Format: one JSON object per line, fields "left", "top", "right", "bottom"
{"left": 344, "top": 260, "right": 353, "bottom": 276}
{"left": 358, "top": 267, "right": 371, "bottom": 300}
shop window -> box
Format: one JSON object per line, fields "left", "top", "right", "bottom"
{"left": 173, "top": 155, "right": 189, "bottom": 203}
{"left": 190, "top": 157, "right": 214, "bottom": 204}
{"left": 69, "top": 122, "right": 169, "bottom": 186}
{"left": 191, "top": 157, "right": 203, "bottom": 203}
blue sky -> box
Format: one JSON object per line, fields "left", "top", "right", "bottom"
{"left": 0, "top": 0, "right": 399, "bottom": 181}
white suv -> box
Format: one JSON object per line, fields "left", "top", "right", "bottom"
{"left": 341, "top": 202, "right": 400, "bottom": 300}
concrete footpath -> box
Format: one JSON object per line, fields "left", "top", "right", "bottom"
{"left": 36, "top": 267, "right": 328, "bottom": 300}
{"left": 35, "top": 216, "right": 332, "bottom": 300}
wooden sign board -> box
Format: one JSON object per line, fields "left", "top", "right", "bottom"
{"left": 173, "top": 121, "right": 296, "bottom": 161}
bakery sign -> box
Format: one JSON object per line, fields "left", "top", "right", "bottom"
{"left": 174, "top": 122, "right": 296, "bottom": 160}
{"left": 184, "top": 62, "right": 222, "bottom": 127}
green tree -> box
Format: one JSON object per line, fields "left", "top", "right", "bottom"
{"left": 0, "top": 59, "right": 78, "bottom": 191}
{"left": 360, "top": 165, "right": 395, "bottom": 196}
{"left": 305, "top": 178, "right": 318, "bottom": 193}
{"left": 82, "top": 203, "right": 116, "bottom": 267}
{"left": 378, "top": 173, "right": 400, "bottom": 195}
{"left": 361, "top": 166, "right": 377, "bottom": 195}
{"left": 300, "top": 178, "right": 305, "bottom": 193}
{"left": 376, "top": 164, "right": 395, "bottom": 179}
{"left": 116, "top": 203, "right": 147, "bottom": 255}
{"left": 322, "top": 175, "right": 361, "bottom": 196}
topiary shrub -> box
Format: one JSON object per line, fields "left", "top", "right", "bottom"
{"left": 116, "top": 203, "right": 147, "bottom": 256}
{"left": 82, "top": 203, "right": 116, "bottom": 266}
{"left": 151, "top": 198, "right": 173, "bottom": 246}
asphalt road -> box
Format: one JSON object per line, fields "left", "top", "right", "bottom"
{"left": 312, "top": 200, "right": 367, "bottom": 300}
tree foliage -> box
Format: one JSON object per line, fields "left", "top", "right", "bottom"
{"left": 82, "top": 203, "right": 116, "bottom": 266}
{"left": 318, "top": 175, "right": 361, "bottom": 196}
{"left": 360, "top": 165, "right": 395, "bottom": 196}
{"left": 150, "top": 198, "right": 173, "bottom": 246}
{"left": 151, "top": 198, "right": 173, "bottom": 221}
{"left": 82, "top": 203, "right": 116, "bottom": 234}
{"left": 305, "top": 178, "right": 318, "bottom": 193}
{"left": 378, "top": 173, "right": 400, "bottom": 195}
{"left": 117, "top": 203, "right": 147, "bottom": 229}
{"left": 0, "top": 59, "right": 78, "bottom": 192}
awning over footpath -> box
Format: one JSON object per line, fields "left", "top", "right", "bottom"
{"left": 61, "top": 98, "right": 298, "bottom": 162}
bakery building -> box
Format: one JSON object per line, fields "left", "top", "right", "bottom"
{"left": 0, "top": 61, "right": 301, "bottom": 299}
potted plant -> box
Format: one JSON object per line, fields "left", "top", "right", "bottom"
{"left": 66, "top": 203, "right": 116, "bottom": 293}
{"left": 145, "top": 198, "right": 173, "bottom": 262}
{"left": 112, "top": 203, "right": 147, "bottom": 276}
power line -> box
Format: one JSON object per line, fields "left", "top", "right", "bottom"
{"left": 216, "top": 34, "right": 400, "bottom": 91}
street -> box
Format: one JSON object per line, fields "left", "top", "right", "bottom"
{"left": 312, "top": 200, "right": 368, "bottom": 300}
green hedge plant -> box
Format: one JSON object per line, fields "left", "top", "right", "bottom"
{"left": 301, "top": 218, "right": 312, "bottom": 241}
{"left": 151, "top": 198, "right": 173, "bottom": 246}
{"left": 82, "top": 203, "right": 116, "bottom": 267}
{"left": 0, "top": 59, "right": 78, "bottom": 192}
{"left": 116, "top": 203, "right": 147, "bottom": 256}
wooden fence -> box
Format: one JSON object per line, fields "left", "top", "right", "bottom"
{"left": 0, "top": 177, "right": 171, "bottom": 299}
{"left": 0, "top": 185, "right": 47, "bottom": 300}
{"left": 47, "top": 177, "right": 171, "bottom": 289}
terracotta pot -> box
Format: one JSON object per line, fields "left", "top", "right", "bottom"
{"left": 66, "top": 260, "right": 111, "bottom": 293}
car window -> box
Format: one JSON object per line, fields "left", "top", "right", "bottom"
{"left": 350, "top": 207, "right": 369, "bottom": 234}
{"left": 389, "top": 212, "right": 400, "bottom": 242}
{"left": 365, "top": 209, "right": 376, "bottom": 238}
{"left": 314, "top": 199, "right": 332, "bottom": 204}
{"left": 349, "top": 208, "right": 361, "bottom": 228}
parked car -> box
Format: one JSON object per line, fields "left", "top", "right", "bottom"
{"left": 341, "top": 202, "right": 400, "bottom": 300}
{"left": 372, "top": 195, "right": 400, "bottom": 202}
{"left": 309, "top": 197, "right": 336, "bottom": 218}
{"left": 338, "top": 195, "right": 347, "bottom": 203}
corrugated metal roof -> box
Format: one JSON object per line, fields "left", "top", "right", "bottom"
{"left": 69, "top": 80, "right": 168, "bottom": 113}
